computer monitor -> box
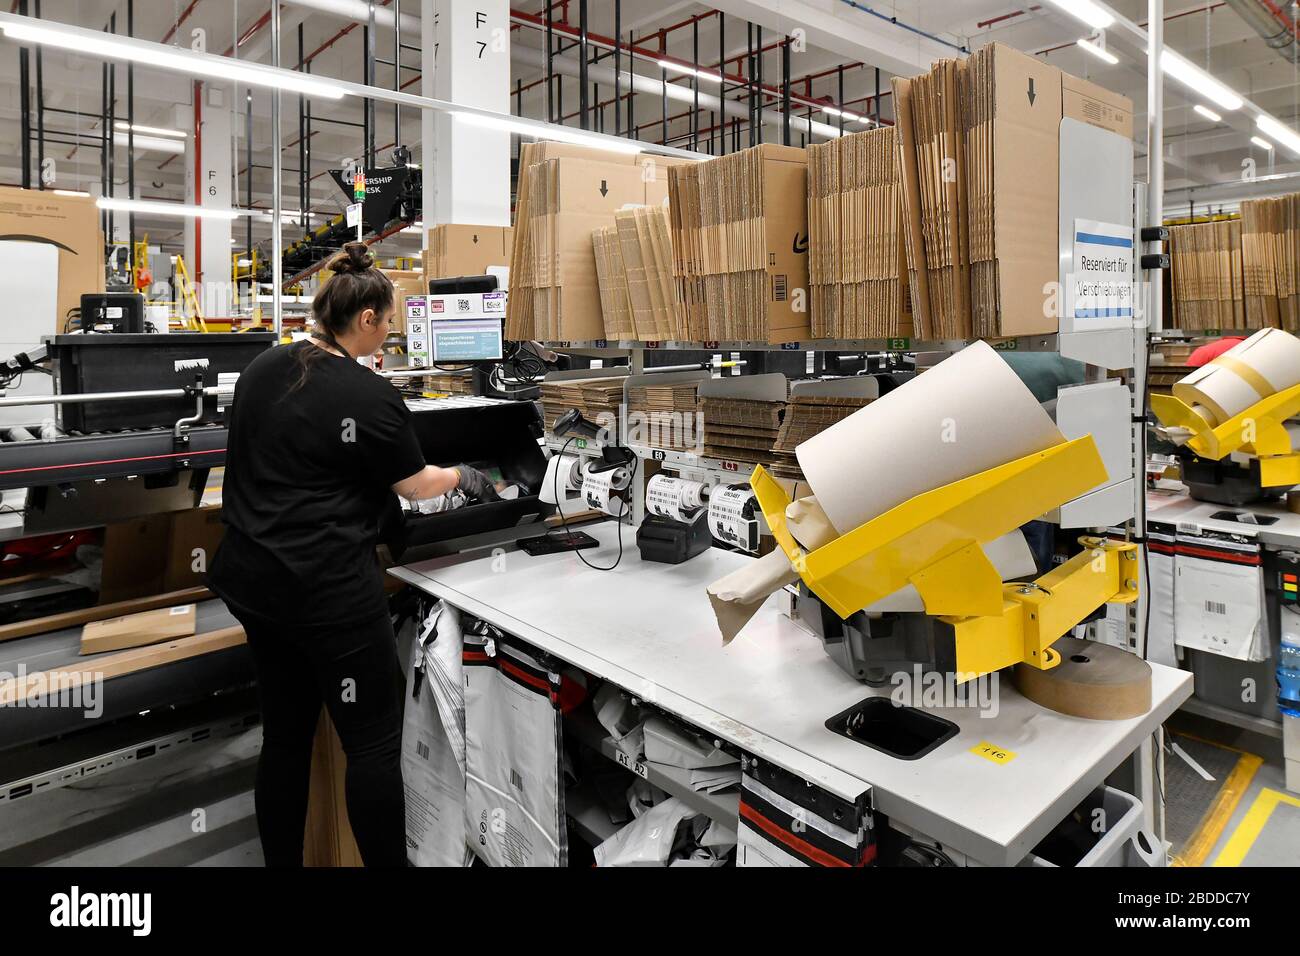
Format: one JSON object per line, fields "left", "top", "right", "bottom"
{"left": 429, "top": 318, "right": 503, "bottom": 362}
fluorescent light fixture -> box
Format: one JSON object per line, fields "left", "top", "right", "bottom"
{"left": 1159, "top": 48, "right": 1243, "bottom": 111}
{"left": 53, "top": 189, "right": 90, "bottom": 197}
{"left": 114, "top": 121, "right": 186, "bottom": 140}
{"left": 821, "top": 105, "right": 843, "bottom": 117}
{"left": 113, "top": 131, "right": 185, "bottom": 155}
{"left": 0, "top": 18, "right": 346, "bottom": 99}
{"left": 1251, "top": 135, "right": 1274, "bottom": 151}
{"left": 97, "top": 196, "right": 244, "bottom": 220}
{"left": 1193, "top": 104, "right": 1222, "bottom": 123}
{"left": 1044, "top": 0, "right": 1114, "bottom": 29}
{"left": 1076, "top": 38, "right": 1118, "bottom": 65}
{"left": 452, "top": 110, "right": 646, "bottom": 155}
{"left": 1256, "top": 114, "right": 1300, "bottom": 156}
{"left": 657, "top": 60, "right": 724, "bottom": 84}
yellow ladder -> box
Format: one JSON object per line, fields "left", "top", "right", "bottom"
{"left": 173, "top": 255, "right": 207, "bottom": 332}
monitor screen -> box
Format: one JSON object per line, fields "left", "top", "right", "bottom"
{"left": 430, "top": 318, "right": 504, "bottom": 362}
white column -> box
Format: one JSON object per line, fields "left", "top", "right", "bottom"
{"left": 183, "top": 84, "right": 234, "bottom": 317}
{"left": 422, "top": 0, "right": 510, "bottom": 227}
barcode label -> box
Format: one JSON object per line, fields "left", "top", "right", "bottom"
{"left": 416, "top": 740, "right": 430, "bottom": 761}
{"left": 510, "top": 768, "right": 523, "bottom": 790}
{"left": 772, "top": 274, "right": 788, "bottom": 302}
{"left": 1205, "top": 600, "right": 1227, "bottom": 615}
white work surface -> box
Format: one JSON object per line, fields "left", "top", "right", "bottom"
{"left": 1146, "top": 485, "right": 1300, "bottom": 548}
{"left": 392, "top": 524, "right": 1192, "bottom": 865}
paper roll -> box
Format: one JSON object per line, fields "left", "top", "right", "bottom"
{"left": 795, "top": 341, "right": 1065, "bottom": 535}
{"left": 706, "top": 486, "right": 759, "bottom": 551}
{"left": 646, "top": 474, "right": 707, "bottom": 524}
{"left": 1173, "top": 328, "right": 1300, "bottom": 426}
{"left": 582, "top": 469, "right": 624, "bottom": 517}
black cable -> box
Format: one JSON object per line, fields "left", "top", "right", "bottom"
{"left": 551, "top": 436, "right": 634, "bottom": 571}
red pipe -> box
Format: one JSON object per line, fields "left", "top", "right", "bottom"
{"left": 193, "top": 80, "right": 202, "bottom": 284}
{"left": 161, "top": 0, "right": 205, "bottom": 44}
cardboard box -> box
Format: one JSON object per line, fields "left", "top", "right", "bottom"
{"left": 381, "top": 269, "right": 426, "bottom": 335}
{"left": 99, "top": 514, "right": 171, "bottom": 604}
{"left": 668, "top": 144, "right": 811, "bottom": 343}
{"left": 0, "top": 187, "right": 104, "bottom": 334}
{"left": 506, "top": 142, "right": 691, "bottom": 342}
{"left": 893, "top": 43, "right": 1133, "bottom": 339}
{"left": 422, "top": 224, "right": 512, "bottom": 281}
{"left": 80, "top": 603, "right": 197, "bottom": 655}
{"left": 163, "top": 505, "right": 225, "bottom": 592}
{"left": 304, "top": 709, "right": 363, "bottom": 866}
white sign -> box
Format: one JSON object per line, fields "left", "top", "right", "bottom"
{"left": 1069, "top": 218, "right": 1134, "bottom": 328}
{"left": 345, "top": 202, "right": 363, "bottom": 228}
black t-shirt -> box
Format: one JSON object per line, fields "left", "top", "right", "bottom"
{"left": 209, "top": 341, "right": 426, "bottom": 625}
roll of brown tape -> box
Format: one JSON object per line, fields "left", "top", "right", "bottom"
{"left": 1013, "top": 638, "right": 1152, "bottom": 720}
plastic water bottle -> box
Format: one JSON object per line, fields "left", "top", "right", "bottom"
{"left": 1279, "top": 606, "right": 1300, "bottom": 718}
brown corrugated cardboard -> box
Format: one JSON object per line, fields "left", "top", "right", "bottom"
{"left": 163, "top": 506, "right": 225, "bottom": 592}
{"left": 422, "top": 224, "right": 512, "bottom": 280}
{"left": 1062, "top": 73, "right": 1133, "bottom": 138}
{"left": 304, "top": 709, "right": 363, "bottom": 866}
{"left": 99, "top": 514, "right": 171, "bottom": 604}
{"left": 80, "top": 603, "right": 197, "bottom": 655}
{"left": 669, "top": 144, "right": 810, "bottom": 344}
{"left": 0, "top": 187, "right": 104, "bottom": 333}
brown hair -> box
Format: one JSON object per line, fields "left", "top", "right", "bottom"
{"left": 291, "top": 242, "right": 395, "bottom": 390}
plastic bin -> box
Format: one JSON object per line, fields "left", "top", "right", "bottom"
{"left": 1019, "top": 786, "right": 1161, "bottom": 867}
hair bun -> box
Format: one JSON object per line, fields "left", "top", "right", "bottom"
{"left": 331, "top": 242, "right": 374, "bottom": 275}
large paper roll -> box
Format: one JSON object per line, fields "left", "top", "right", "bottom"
{"left": 1172, "top": 328, "right": 1300, "bottom": 426}
{"left": 795, "top": 341, "right": 1065, "bottom": 535}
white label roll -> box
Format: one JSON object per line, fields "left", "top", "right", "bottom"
{"left": 794, "top": 341, "right": 1065, "bottom": 535}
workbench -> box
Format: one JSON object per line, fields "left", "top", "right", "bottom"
{"left": 392, "top": 523, "right": 1193, "bottom": 866}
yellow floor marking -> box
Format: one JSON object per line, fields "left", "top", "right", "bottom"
{"left": 1171, "top": 741, "right": 1262, "bottom": 868}
{"left": 1211, "top": 788, "right": 1300, "bottom": 867}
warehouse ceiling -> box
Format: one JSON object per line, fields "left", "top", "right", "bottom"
{"left": 1, "top": 0, "right": 1297, "bottom": 254}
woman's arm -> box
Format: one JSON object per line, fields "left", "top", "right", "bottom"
{"left": 391, "top": 465, "right": 461, "bottom": 501}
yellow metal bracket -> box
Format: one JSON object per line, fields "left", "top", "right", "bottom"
{"left": 942, "top": 537, "right": 1140, "bottom": 680}
{"left": 749, "top": 436, "right": 1109, "bottom": 622}
{"left": 1151, "top": 382, "right": 1300, "bottom": 461}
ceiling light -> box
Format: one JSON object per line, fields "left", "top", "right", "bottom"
{"left": 1044, "top": 0, "right": 1114, "bottom": 29}
{"left": 1256, "top": 114, "right": 1300, "bottom": 156}
{"left": 97, "top": 197, "right": 244, "bottom": 220}
{"left": 53, "top": 189, "right": 90, "bottom": 197}
{"left": 657, "top": 60, "right": 724, "bottom": 84}
{"left": 1076, "top": 38, "right": 1118, "bottom": 65}
{"left": 1193, "top": 104, "right": 1221, "bottom": 123}
{"left": 1250, "top": 135, "right": 1273, "bottom": 151}
{"left": 0, "top": 15, "right": 346, "bottom": 99}
{"left": 452, "top": 110, "right": 646, "bottom": 155}
{"left": 821, "top": 105, "right": 843, "bottom": 117}
{"left": 1158, "top": 48, "right": 1243, "bottom": 111}
{"left": 113, "top": 132, "right": 185, "bottom": 155}
{"left": 114, "top": 121, "right": 186, "bottom": 140}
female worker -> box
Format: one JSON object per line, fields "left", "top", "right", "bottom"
{"left": 209, "top": 242, "right": 497, "bottom": 867}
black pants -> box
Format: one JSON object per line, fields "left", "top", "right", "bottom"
{"left": 233, "top": 606, "right": 406, "bottom": 867}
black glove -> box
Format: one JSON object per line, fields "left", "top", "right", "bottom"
{"left": 453, "top": 464, "right": 500, "bottom": 502}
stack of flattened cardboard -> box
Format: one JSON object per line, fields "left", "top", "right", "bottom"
{"left": 769, "top": 393, "right": 873, "bottom": 483}
{"left": 539, "top": 376, "right": 625, "bottom": 434}
{"left": 808, "top": 126, "right": 911, "bottom": 338}
{"left": 893, "top": 43, "right": 1132, "bottom": 339}
{"left": 592, "top": 225, "right": 635, "bottom": 340}
{"left": 668, "top": 144, "right": 811, "bottom": 343}
{"left": 701, "top": 398, "right": 784, "bottom": 463}
{"left": 1148, "top": 341, "right": 1199, "bottom": 395}
{"left": 627, "top": 380, "right": 701, "bottom": 451}
{"left": 423, "top": 224, "right": 512, "bottom": 281}
{"left": 1167, "top": 220, "right": 1244, "bottom": 330}
{"left": 1242, "top": 194, "right": 1300, "bottom": 332}
{"left": 615, "top": 205, "right": 687, "bottom": 340}
{"left": 505, "top": 142, "right": 687, "bottom": 342}
{"left": 418, "top": 371, "right": 476, "bottom": 395}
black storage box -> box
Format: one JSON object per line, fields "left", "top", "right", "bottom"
{"left": 397, "top": 399, "right": 552, "bottom": 554}
{"left": 49, "top": 332, "right": 276, "bottom": 433}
